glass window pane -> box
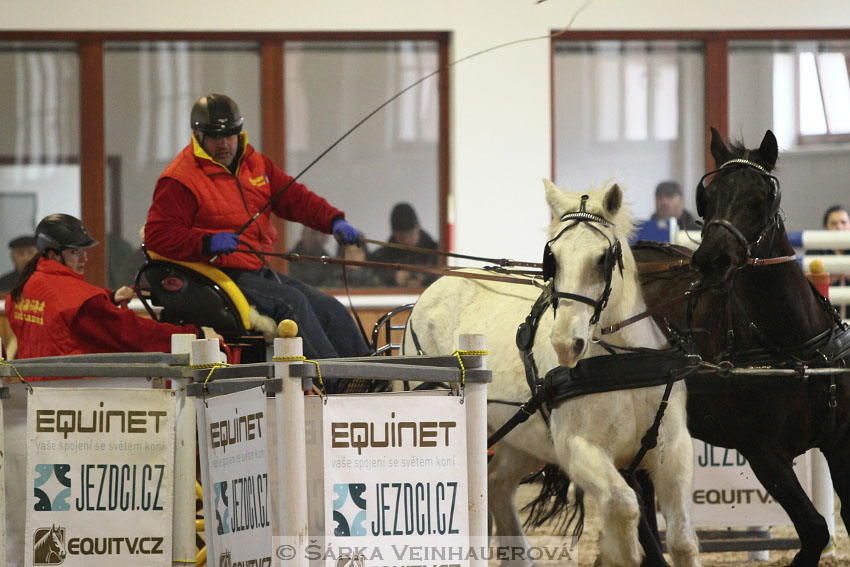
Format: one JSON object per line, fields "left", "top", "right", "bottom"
{"left": 104, "top": 40, "right": 260, "bottom": 288}
{"left": 596, "top": 57, "right": 622, "bottom": 142}
{"left": 817, "top": 53, "right": 850, "bottom": 133}
{"left": 653, "top": 62, "right": 679, "bottom": 140}
{"left": 0, "top": 42, "right": 80, "bottom": 277}
{"left": 729, "top": 39, "right": 850, "bottom": 233}
{"left": 624, "top": 57, "right": 648, "bottom": 140}
{"left": 799, "top": 52, "right": 827, "bottom": 135}
{"left": 284, "top": 40, "right": 441, "bottom": 289}
{"left": 554, "top": 40, "right": 704, "bottom": 222}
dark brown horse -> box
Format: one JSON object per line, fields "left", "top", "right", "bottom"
{"left": 637, "top": 128, "right": 850, "bottom": 567}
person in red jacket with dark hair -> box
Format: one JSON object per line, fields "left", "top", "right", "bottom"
{"left": 144, "top": 93, "right": 370, "bottom": 363}
{"left": 5, "top": 213, "right": 217, "bottom": 365}
{"left": 4, "top": 214, "right": 221, "bottom": 567}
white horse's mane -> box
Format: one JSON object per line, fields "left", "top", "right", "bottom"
{"left": 544, "top": 180, "right": 636, "bottom": 243}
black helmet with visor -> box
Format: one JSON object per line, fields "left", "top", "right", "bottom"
{"left": 35, "top": 214, "right": 99, "bottom": 253}
{"left": 190, "top": 94, "right": 244, "bottom": 138}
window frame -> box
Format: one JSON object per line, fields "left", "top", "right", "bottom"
{"left": 796, "top": 48, "right": 850, "bottom": 145}
{"left": 0, "top": 31, "right": 451, "bottom": 289}
{"left": 550, "top": 29, "right": 850, "bottom": 180}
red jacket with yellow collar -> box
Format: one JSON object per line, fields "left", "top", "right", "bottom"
{"left": 5, "top": 258, "right": 197, "bottom": 377}
{"left": 145, "top": 134, "right": 344, "bottom": 271}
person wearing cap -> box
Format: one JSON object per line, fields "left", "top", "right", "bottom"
{"left": 0, "top": 234, "right": 38, "bottom": 293}
{"left": 370, "top": 202, "right": 439, "bottom": 287}
{"left": 5, "top": 213, "right": 217, "bottom": 362}
{"left": 145, "top": 93, "right": 370, "bottom": 361}
{"left": 650, "top": 180, "right": 700, "bottom": 230}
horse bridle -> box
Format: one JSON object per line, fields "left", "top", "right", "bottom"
{"left": 696, "top": 157, "right": 795, "bottom": 267}
{"left": 542, "top": 195, "right": 624, "bottom": 324}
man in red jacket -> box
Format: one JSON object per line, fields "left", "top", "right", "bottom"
{"left": 5, "top": 214, "right": 216, "bottom": 364}
{"left": 144, "top": 93, "right": 370, "bottom": 363}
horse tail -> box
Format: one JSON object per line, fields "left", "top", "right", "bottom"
{"left": 521, "top": 463, "right": 585, "bottom": 539}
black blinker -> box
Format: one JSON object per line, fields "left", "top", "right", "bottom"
{"left": 542, "top": 243, "right": 555, "bottom": 281}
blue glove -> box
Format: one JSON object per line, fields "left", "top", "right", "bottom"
{"left": 208, "top": 232, "right": 240, "bottom": 255}
{"left": 332, "top": 218, "right": 362, "bottom": 245}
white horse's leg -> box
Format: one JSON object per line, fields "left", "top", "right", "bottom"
{"left": 488, "top": 443, "right": 542, "bottom": 566}
{"left": 559, "top": 435, "right": 643, "bottom": 567}
{"left": 649, "top": 428, "right": 700, "bottom": 567}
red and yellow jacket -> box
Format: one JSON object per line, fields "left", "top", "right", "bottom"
{"left": 5, "top": 258, "right": 198, "bottom": 378}
{"left": 145, "top": 134, "right": 344, "bottom": 271}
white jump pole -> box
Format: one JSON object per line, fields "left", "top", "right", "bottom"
{"left": 275, "top": 328, "right": 308, "bottom": 567}
{"left": 805, "top": 267, "right": 838, "bottom": 557}
{"left": 192, "top": 338, "right": 223, "bottom": 562}
{"left": 460, "top": 334, "right": 488, "bottom": 567}
{"left": 170, "top": 333, "right": 199, "bottom": 566}
{"left": 812, "top": 450, "right": 836, "bottom": 556}
{"left": 0, "top": 336, "right": 6, "bottom": 567}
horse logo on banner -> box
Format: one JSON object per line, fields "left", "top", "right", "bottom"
{"left": 33, "top": 525, "right": 67, "bottom": 566}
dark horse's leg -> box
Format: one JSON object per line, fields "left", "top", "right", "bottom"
{"left": 626, "top": 471, "right": 669, "bottom": 567}
{"left": 745, "top": 449, "right": 829, "bottom": 567}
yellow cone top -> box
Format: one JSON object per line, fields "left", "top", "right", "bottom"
{"left": 810, "top": 259, "right": 825, "bottom": 274}
{"left": 278, "top": 319, "right": 299, "bottom": 338}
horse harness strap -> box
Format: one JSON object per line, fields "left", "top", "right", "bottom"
{"left": 359, "top": 237, "right": 541, "bottom": 268}
{"left": 747, "top": 254, "right": 797, "bottom": 267}
{"left": 514, "top": 291, "right": 554, "bottom": 427}
{"left": 543, "top": 195, "right": 624, "bottom": 324}
{"left": 637, "top": 257, "right": 690, "bottom": 274}
{"left": 488, "top": 345, "right": 699, "bottom": 474}
{"left": 545, "top": 349, "right": 699, "bottom": 403}
{"left": 548, "top": 348, "right": 700, "bottom": 475}
{"left": 600, "top": 292, "right": 691, "bottom": 335}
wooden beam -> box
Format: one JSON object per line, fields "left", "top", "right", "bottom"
{"left": 438, "top": 34, "right": 451, "bottom": 255}
{"left": 704, "top": 37, "right": 729, "bottom": 170}
{"left": 79, "top": 39, "right": 106, "bottom": 287}
{"left": 261, "top": 41, "right": 289, "bottom": 273}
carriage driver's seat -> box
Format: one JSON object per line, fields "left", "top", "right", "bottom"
{"left": 135, "top": 246, "right": 270, "bottom": 363}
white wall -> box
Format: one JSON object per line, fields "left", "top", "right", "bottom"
{"left": 4, "top": 0, "right": 850, "bottom": 261}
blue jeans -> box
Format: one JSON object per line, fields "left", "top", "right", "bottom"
{"left": 223, "top": 268, "right": 370, "bottom": 360}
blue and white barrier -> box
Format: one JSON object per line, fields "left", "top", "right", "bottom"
{"left": 675, "top": 229, "right": 850, "bottom": 256}
{"left": 672, "top": 230, "right": 850, "bottom": 307}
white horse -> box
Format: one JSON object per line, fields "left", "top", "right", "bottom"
{"left": 403, "top": 180, "right": 700, "bottom": 567}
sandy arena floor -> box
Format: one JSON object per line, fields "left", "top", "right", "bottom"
{"left": 501, "top": 483, "right": 850, "bottom": 567}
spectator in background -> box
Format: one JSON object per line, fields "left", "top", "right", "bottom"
{"left": 331, "top": 241, "right": 383, "bottom": 288}
{"left": 823, "top": 205, "right": 850, "bottom": 233}
{"left": 370, "top": 202, "right": 439, "bottom": 287}
{"left": 650, "top": 181, "right": 700, "bottom": 230}
{"left": 810, "top": 205, "right": 850, "bottom": 317}
{"left": 0, "top": 235, "right": 38, "bottom": 293}
{"left": 288, "top": 226, "right": 334, "bottom": 287}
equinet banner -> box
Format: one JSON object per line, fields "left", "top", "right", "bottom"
{"left": 25, "top": 388, "right": 176, "bottom": 567}
{"left": 303, "top": 393, "right": 470, "bottom": 567}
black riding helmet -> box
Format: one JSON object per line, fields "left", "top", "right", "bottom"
{"left": 35, "top": 214, "right": 99, "bottom": 252}
{"left": 190, "top": 94, "right": 244, "bottom": 138}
